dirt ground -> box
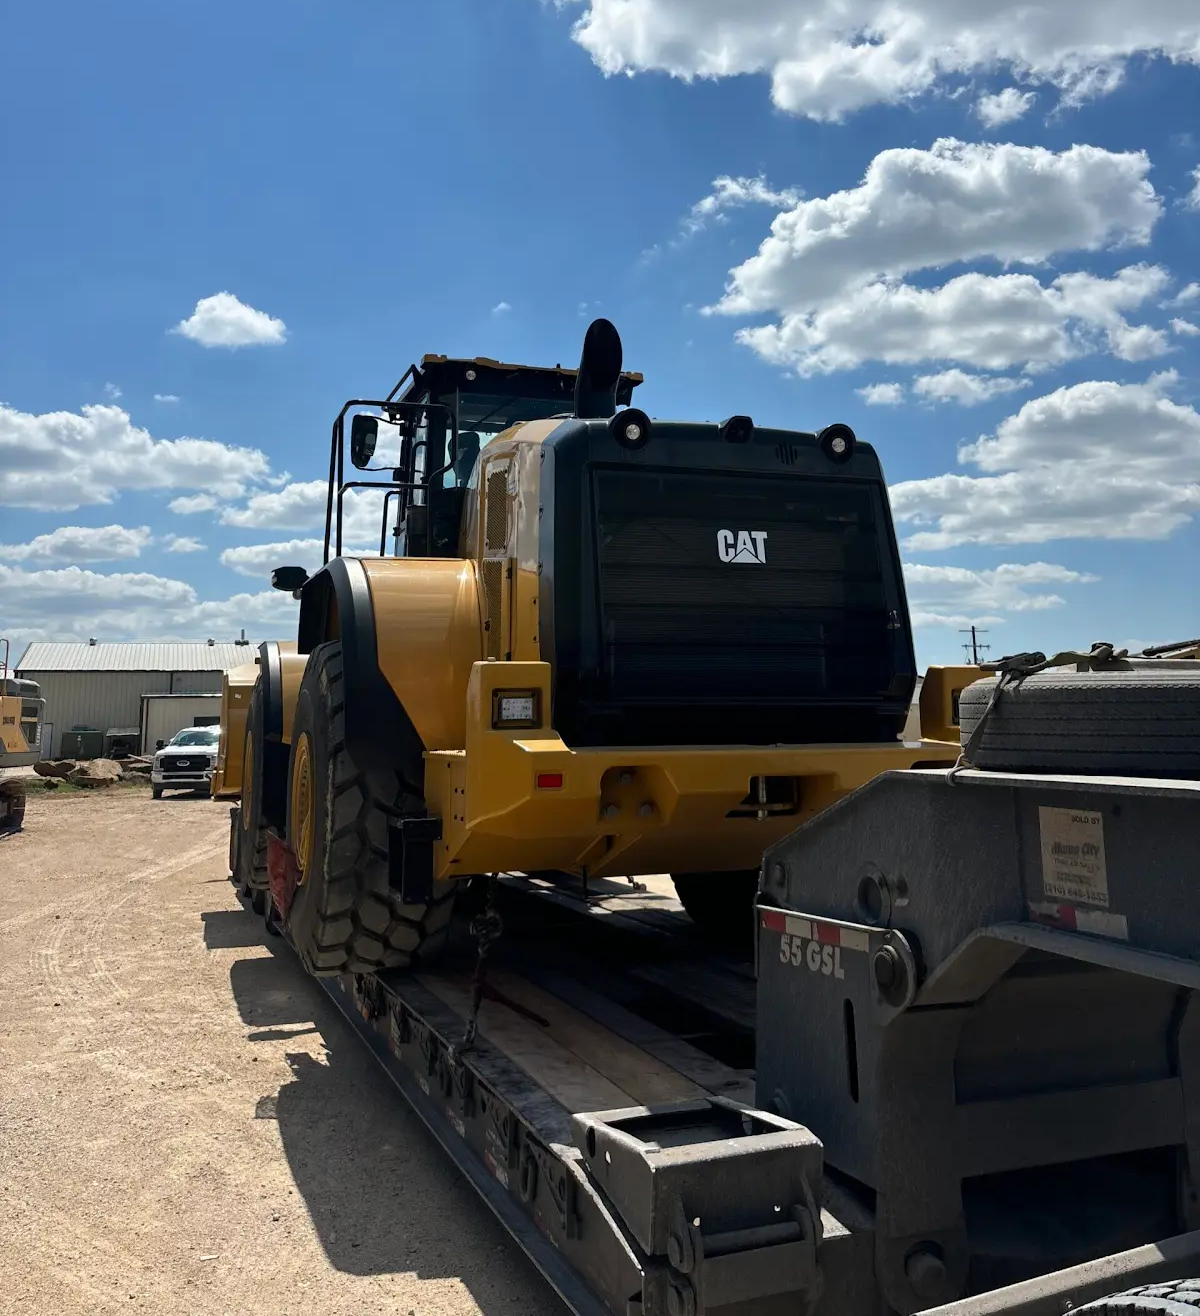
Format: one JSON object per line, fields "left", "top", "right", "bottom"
{"left": 0, "top": 787, "right": 564, "bottom": 1316}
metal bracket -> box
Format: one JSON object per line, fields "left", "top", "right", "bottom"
{"left": 387, "top": 815, "right": 443, "bottom": 903}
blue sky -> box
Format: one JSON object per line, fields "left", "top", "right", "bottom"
{"left": 2, "top": 0, "right": 1199, "bottom": 666}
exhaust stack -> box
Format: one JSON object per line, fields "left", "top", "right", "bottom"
{"left": 573, "top": 318, "right": 623, "bottom": 420}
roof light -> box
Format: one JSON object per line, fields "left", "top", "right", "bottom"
{"left": 609, "top": 407, "right": 652, "bottom": 451}
{"left": 719, "top": 415, "right": 755, "bottom": 444}
{"left": 818, "top": 423, "right": 856, "bottom": 464}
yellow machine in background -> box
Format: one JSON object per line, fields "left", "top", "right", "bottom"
{"left": 219, "top": 320, "right": 977, "bottom": 976}
{"left": 0, "top": 640, "right": 46, "bottom": 830}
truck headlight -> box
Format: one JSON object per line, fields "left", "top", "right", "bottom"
{"left": 492, "top": 690, "right": 540, "bottom": 729}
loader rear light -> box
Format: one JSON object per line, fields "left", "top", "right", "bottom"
{"left": 536, "top": 773, "right": 564, "bottom": 790}
{"left": 492, "top": 689, "right": 541, "bottom": 729}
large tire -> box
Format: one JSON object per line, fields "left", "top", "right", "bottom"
{"left": 959, "top": 669, "right": 1200, "bottom": 776}
{"left": 235, "top": 683, "right": 272, "bottom": 894}
{"left": 285, "top": 641, "right": 456, "bottom": 976}
{"left": 1077, "top": 1278, "right": 1200, "bottom": 1311}
{"left": 672, "top": 871, "right": 760, "bottom": 947}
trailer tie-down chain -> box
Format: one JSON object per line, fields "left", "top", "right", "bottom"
{"left": 949, "top": 641, "right": 1128, "bottom": 780}
{"left": 453, "top": 876, "right": 505, "bottom": 1058}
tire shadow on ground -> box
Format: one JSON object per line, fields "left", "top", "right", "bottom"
{"left": 210, "top": 900, "right": 564, "bottom": 1314}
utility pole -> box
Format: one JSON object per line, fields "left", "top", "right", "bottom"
{"left": 960, "top": 625, "right": 990, "bottom": 665}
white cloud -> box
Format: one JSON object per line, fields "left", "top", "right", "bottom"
{"left": 1188, "top": 166, "right": 1200, "bottom": 210}
{"left": 0, "top": 402, "right": 270, "bottom": 512}
{"left": 976, "top": 87, "right": 1036, "bottom": 128}
{"left": 1172, "top": 282, "right": 1200, "bottom": 306}
{"left": 164, "top": 535, "right": 205, "bottom": 553}
{"left": 103, "top": 382, "right": 122, "bottom": 401}
{"left": 220, "top": 538, "right": 325, "bottom": 579}
{"left": 492, "top": 301, "right": 512, "bottom": 315}
{"left": 219, "top": 479, "right": 386, "bottom": 544}
{"left": 857, "top": 382, "right": 905, "bottom": 405}
{"left": 1173, "top": 318, "right": 1200, "bottom": 337}
{"left": 0, "top": 565, "right": 297, "bottom": 650}
{"left": 172, "top": 292, "right": 287, "bottom": 348}
{"left": 565, "top": 0, "right": 1200, "bottom": 121}
{"left": 683, "top": 174, "right": 804, "bottom": 236}
{"left": 707, "top": 140, "right": 1167, "bottom": 376}
{"left": 154, "top": 393, "right": 180, "bottom": 403}
{"left": 736, "top": 263, "right": 1171, "bottom": 375}
{"left": 891, "top": 372, "right": 1200, "bottom": 549}
{"left": 169, "top": 493, "right": 220, "bottom": 515}
{"left": 903, "top": 560, "right": 1098, "bottom": 627}
{"left": 0, "top": 524, "right": 152, "bottom": 564}
{"left": 713, "top": 140, "right": 1158, "bottom": 316}
{"left": 912, "top": 369, "right": 1030, "bottom": 405}
{"left": 220, "top": 479, "right": 326, "bottom": 529}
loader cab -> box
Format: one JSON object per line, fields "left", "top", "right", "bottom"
{"left": 323, "top": 354, "right": 643, "bottom": 564}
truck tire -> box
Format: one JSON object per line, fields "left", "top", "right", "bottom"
{"left": 672, "top": 871, "right": 760, "bottom": 946}
{"left": 235, "top": 683, "right": 271, "bottom": 905}
{"left": 151, "top": 786, "right": 163, "bottom": 800}
{"left": 284, "top": 641, "right": 456, "bottom": 976}
{"left": 959, "top": 669, "right": 1200, "bottom": 776}
{"left": 1077, "top": 1278, "right": 1200, "bottom": 1311}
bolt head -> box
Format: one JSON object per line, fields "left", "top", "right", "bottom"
{"left": 873, "top": 945, "right": 902, "bottom": 991}
{"left": 602, "top": 803, "right": 619, "bottom": 819}
{"left": 905, "top": 1247, "right": 949, "bottom": 1301}
{"left": 638, "top": 801, "right": 654, "bottom": 817}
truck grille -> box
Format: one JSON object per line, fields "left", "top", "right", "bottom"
{"left": 593, "top": 469, "right": 894, "bottom": 703}
{"left": 159, "top": 754, "right": 207, "bottom": 776}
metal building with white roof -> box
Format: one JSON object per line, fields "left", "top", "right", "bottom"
{"left": 16, "top": 640, "right": 258, "bottom": 758}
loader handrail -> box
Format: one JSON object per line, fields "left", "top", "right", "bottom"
{"left": 323, "top": 397, "right": 458, "bottom": 563}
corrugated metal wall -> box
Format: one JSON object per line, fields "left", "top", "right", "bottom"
{"left": 142, "top": 694, "right": 223, "bottom": 750}
{"left": 24, "top": 670, "right": 225, "bottom": 757}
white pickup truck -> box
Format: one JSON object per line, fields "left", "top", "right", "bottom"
{"left": 150, "top": 725, "right": 221, "bottom": 799}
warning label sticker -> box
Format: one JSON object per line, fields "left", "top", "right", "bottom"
{"left": 1039, "top": 806, "right": 1109, "bottom": 908}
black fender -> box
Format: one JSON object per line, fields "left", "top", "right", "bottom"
{"left": 255, "top": 641, "right": 290, "bottom": 831}
{"left": 297, "top": 556, "right": 427, "bottom": 804}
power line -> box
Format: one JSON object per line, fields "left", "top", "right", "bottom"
{"left": 960, "top": 625, "right": 990, "bottom": 664}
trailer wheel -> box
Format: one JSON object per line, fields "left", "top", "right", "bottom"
{"left": 235, "top": 684, "right": 271, "bottom": 894}
{"left": 1077, "top": 1278, "right": 1200, "bottom": 1311}
{"left": 672, "top": 871, "right": 760, "bottom": 946}
{"left": 959, "top": 669, "right": 1200, "bottom": 776}
{"left": 284, "top": 641, "right": 456, "bottom": 977}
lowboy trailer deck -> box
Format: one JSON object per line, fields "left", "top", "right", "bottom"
{"left": 230, "top": 757, "right": 1200, "bottom": 1316}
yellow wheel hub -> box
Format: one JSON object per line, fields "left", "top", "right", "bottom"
{"left": 290, "top": 732, "right": 316, "bottom": 885}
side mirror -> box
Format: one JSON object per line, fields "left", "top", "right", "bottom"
{"left": 156, "top": 739, "right": 165, "bottom": 750}
{"left": 350, "top": 414, "right": 379, "bottom": 469}
{"left": 271, "top": 565, "right": 309, "bottom": 593}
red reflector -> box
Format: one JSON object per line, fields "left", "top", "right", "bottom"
{"left": 536, "top": 773, "right": 564, "bottom": 789}
{"left": 760, "top": 908, "right": 786, "bottom": 933}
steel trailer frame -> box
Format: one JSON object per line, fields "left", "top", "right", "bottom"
{"left": 230, "top": 807, "right": 1200, "bottom": 1316}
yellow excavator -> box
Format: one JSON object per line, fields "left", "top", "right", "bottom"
{"left": 0, "top": 640, "right": 45, "bottom": 830}
{"left": 213, "top": 319, "right": 975, "bottom": 975}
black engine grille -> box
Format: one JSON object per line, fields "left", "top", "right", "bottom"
{"left": 593, "top": 469, "right": 896, "bottom": 704}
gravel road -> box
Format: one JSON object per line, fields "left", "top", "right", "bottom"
{"left": 0, "top": 788, "right": 564, "bottom": 1316}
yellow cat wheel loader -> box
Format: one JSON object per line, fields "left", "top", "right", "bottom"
{"left": 215, "top": 319, "right": 968, "bottom": 977}
{"left": 0, "top": 639, "right": 45, "bottom": 831}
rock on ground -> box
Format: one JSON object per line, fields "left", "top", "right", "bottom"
{"left": 66, "top": 758, "right": 123, "bottom": 787}
{"left": 34, "top": 759, "right": 77, "bottom": 778}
